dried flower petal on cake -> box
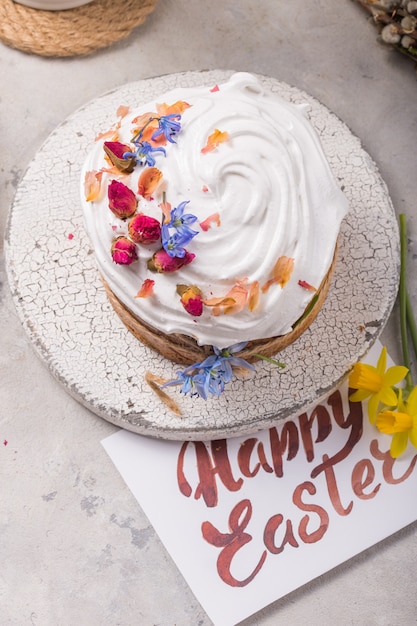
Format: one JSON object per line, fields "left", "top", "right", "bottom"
{"left": 111, "top": 236, "right": 138, "bottom": 265}
{"left": 200, "top": 212, "right": 221, "bottom": 231}
{"left": 159, "top": 198, "right": 172, "bottom": 222}
{"left": 131, "top": 112, "right": 160, "bottom": 142}
{"left": 128, "top": 213, "right": 161, "bottom": 244}
{"left": 201, "top": 129, "right": 230, "bottom": 154}
{"left": 204, "top": 283, "right": 248, "bottom": 316}
{"left": 104, "top": 141, "right": 136, "bottom": 173}
{"left": 147, "top": 248, "right": 195, "bottom": 273}
{"left": 298, "top": 280, "right": 317, "bottom": 292}
{"left": 138, "top": 167, "right": 163, "bottom": 200}
{"left": 248, "top": 280, "right": 261, "bottom": 312}
{"left": 262, "top": 256, "right": 295, "bottom": 293}
{"left": 135, "top": 279, "right": 155, "bottom": 298}
{"left": 95, "top": 105, "right": 130, "bottom": 142}
{"left": 156, "top": 101, "right": 191, "bottom": 117}
{"left": 108, "top": 180, "right": 137, "bottom": 219}
{"left": 84, "top": 170, "right": 103, "bottom": 202}
{"left": 177, "top": 284, "right": 203, "bottom": 316}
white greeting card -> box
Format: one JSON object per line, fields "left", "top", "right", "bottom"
{"left": 102, "top": 342, "right": 417, "bottom": 626}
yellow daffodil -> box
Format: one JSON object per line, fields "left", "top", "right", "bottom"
{"left": 375, "top": 387, "right": 417, "bottom": 458}
{"left": 349, "top": 346, "right": 408, "bottom": 423}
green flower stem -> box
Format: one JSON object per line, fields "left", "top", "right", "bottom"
{"left": 399, "top": 213, "right": 414, "bottom": 389}
{"left": 254, "top": 354, "right": 286, "bottom": 368}
{"left": 406, "top": 291, "right": 417, "bottom": 364}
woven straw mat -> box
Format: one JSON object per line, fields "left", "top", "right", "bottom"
{"left": 0, "top": 0, "right": 159, "bottom": 57}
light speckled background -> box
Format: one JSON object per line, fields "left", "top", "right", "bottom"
{"left": 1, "top": 1, "right": 417, "bottom": 624}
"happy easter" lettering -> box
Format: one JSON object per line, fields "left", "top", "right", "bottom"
{"left": 176, "top": 389, "right": 417, "bottom": 587}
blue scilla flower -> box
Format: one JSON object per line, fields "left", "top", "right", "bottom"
{"left": 213, "top": 342, "right": 256, "bottom": 374}
{"left": 152, "top": 114, "right": 182, "bottom": 144}
{"left": 162, "top": 200, "right": 199, "bottom": 257}
{"left": 161, "top": 225, "right": 189, "bottom": 258}
{"left": 128, "top": 141, "right": 167, "bottom": 167}
{"left": 168, "top": 200, "right": 198, "bottom": 233}
{"left": 162, "top": 368, "right": 202, "bottom": 398}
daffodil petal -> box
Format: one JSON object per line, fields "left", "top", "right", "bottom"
{"left": 368, "top": 394, "right": 380, "bottom": 424}
{"left": 349, "top": 389, "right": 370, "bottom": 402}
{"left": 390, "top": 432, "right": 409, "bottom": 458}
{"left": 409, "top": 423, "right": 417, "bottom": 450}
{"left": 376, "top": 346, "right": 387, "bottom": 375}
{"left": 379, "top": 386, "right": 398, "bottom": 407}
{"left": 383, "top": 365, "right": 409, "bottom": 387}
{"left": 406, "top": 386, "right": 417, "bottom": 415}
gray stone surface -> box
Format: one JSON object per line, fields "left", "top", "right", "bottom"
{"left": 1, "top": 1, "right": 417, "bottom": 624}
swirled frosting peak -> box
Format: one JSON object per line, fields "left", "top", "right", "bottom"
{"left": 81, "top": 73, "right": 348, "bottom": 349}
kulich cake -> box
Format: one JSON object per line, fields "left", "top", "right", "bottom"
{"left": 81, "top": 72, "right": 348, "bottom": 367}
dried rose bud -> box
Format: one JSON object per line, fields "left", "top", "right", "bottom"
{"left": 147, "top": 249, "right": 195, "bottom": 273}
{"left": 128, "top": 213, "right": 161, "bottom": 244}
{"left": 104, "top": 141, "right": 136, "bottom": 173}
{"left": 177, "top": 284, "right": 203, "bottom": 316}
{"left": 111, "top": 236, "right": 138, "bottom": 265}
{"left": 108, "top": 180, "right": 137, "bottom": 219}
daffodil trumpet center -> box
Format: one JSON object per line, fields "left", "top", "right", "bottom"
{"left": 349, "top": 364, "right": 383, "bottom": 394}
{"left": 376, "top": 410, "right": 413, "bottom": 434}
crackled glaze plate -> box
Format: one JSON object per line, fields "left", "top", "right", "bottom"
{"left": 5, "top": 70, "right": 400, "bottom": 440}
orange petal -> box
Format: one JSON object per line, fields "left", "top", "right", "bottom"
{"left": 116, "top": 105, "right": 130, "bottom": 119}
{"left": 201, "top": 129, "right": 230, "bottom": 154}
{"left": 84, "top": 170, "right": 103, "bottom": 202}
{"left": 131, "top": 111, "right": 157, "bottom": 127}
{"left": 95, "top": 128, "right": 119, "bottom": 142}
{"left": 262, "top": 256, "right": 294, "bottom": 292}
{"left": 141, "top": 119, "right": 165, "bottom": 146}
{"left": 273, "top": 256, "right": 294, "bottom": 286}
{"left": 159, "top": 200, "right": 172, "bottom": 223}
{"left": 200, "top": 212, "right": 221, "bottom": 231}
{"left": 248, "top": 281, "right": 260, "bottom": 312}
{"left": 135, "top": 279, "right": 155, "bottom": 298}
{"left": 156, "top": 101, "right": 191, "bottom": 116}
{"left": 138, "top": 167, "right": 163, "bottom": 200}
{"left": 203, "top": 284, "right": 248, "bottom": 315}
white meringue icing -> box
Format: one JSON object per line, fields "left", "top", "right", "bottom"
{"left": 81, "top": 73, "right": 348, "bottom": 350}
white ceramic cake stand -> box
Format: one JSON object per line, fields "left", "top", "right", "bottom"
{"left": 5, "top": 70, "right": 399, "bottom": 441}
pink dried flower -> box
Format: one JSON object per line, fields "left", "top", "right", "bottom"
{"left": 177, "top": 284, "right": 203, "bottom": 316}
{"left": 147, "top": 248, "right": 195, "bottom": 273}
{"left": 108, "top": 180, "right": 137, "bottom": 219}
{"left": 111, "top": 236, "right": 138, "bottom": 265}
{"left": 128, "top": 213, "right": 161, "bottom": 244}
{"left": 103, "top": 141, "right": 136, "bottom": 173}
